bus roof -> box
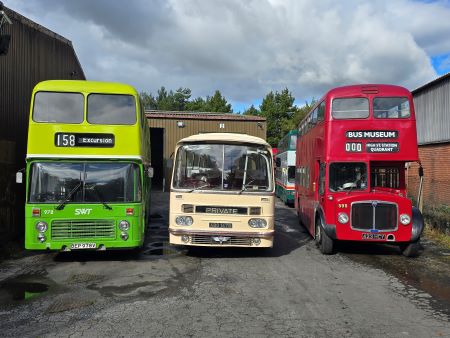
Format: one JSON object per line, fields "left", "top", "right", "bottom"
{"left": 33, "top": 80, "right": 139, "bottom": 96}
{"left": 325, "top": 84, "right": 411, "bottom": 99}
{"left": 178, "top": 133, "right": 270, "bottom": 147}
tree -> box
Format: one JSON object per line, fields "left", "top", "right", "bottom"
{"left": 260, "top": 88, "right": 296, "bottom": 146}
{"left": 204, "top": 90, "right": 233, "bottom": 113}
{"left": 139, "top": 91, "right": 157, "bottom": 110}
{"left": 243, "top": 104, "right": 260, "bottom": 116}
{"left": 185, "top": 97, "right": 206, "bottom": 111}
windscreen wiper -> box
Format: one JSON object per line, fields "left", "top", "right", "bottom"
{"left": 86, "top": 184, "right": 112, "bottom": 210}
{"left": 187, "top": 184, "right": 211, "bottom": 193}
{"left": 56, "top": 182, "right": 82, "bottom": 210}
{"left": 239, "top": 179, "right": 256, "bottom": 194}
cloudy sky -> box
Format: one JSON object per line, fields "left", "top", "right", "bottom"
{"left": 8, "top": 0, "right": 450, "bottom": 112}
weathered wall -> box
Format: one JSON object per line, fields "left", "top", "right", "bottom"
{"left": 407, "top": 142, "right": 450, "bottom": 206}
{"left": 0, "top": 7, "right": 85, "bottom": 242}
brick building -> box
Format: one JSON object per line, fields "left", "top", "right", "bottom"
{"left": 407, "top": 73, "right": 450, "bottom": 206}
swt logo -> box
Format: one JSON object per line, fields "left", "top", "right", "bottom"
{"left": 75, "top": 208, "right": 92, "bottom": 216}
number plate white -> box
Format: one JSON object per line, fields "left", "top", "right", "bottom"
{"left": 70, "top": 243, "right": 97, "bottom": 249}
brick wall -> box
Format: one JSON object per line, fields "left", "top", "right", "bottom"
{"left": 407, "top": 142, "right": 450, "bottom": 206}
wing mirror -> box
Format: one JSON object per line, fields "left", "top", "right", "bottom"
{"left": 147, "top": 167, "right": 154, "bottom": 178}
{"left": 16, "top": 171, "right": 23, "bottom": 183}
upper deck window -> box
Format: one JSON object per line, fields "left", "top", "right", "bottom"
{"left": 33, "top": 92, "right": 84, "bottom": 123}
{"left": 373, "top": 97, "right": 410, "bottom": 118}
{"left": 87, "top": 94, "right": 136, "bottom": 125}
{"left": 332, "top": 98, "right": 369, "bottom": 119}
{"left": 289, "top": 135, "right": 297, "bottom": 150}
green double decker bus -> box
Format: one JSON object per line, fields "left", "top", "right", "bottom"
{"left": 275, "top": 130, "right": 297, "bottom": 205}
{"left": 20, "top": 80, "right": 151, "bottom": 251}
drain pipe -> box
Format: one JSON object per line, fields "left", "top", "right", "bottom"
{"left": 417, "top": 164, "right": 424, "bottom": 213}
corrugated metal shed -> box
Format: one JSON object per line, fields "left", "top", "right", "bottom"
{"left": 0, "top": 7, "right": 85, "bottom": 241}
{"left": 146, "top": 111, "right": 267, "bottom": 191}
{"left": 412, "top": 72, "right": 450, "bottom": 145}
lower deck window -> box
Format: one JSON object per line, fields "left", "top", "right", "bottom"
{"left": 329, "top": 162, "right": 367, "bottom": 192}
{"left": 370, "top": 167, "right": 400, "bottom": 189}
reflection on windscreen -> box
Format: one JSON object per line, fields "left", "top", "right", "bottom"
{"left": 87, "top": 94, "right": 136, "bottom": 125}
{"left": 373, "top": 97, "right": 410, "bottom": 118}
{"left": 332, "top": 98, "right": 369, "bottom": 119}
{"left": 329, "top": 162, "right": 367, "bottom": 192}
{"left": 173, "top": 144, "right": 272, "bottom": 191}
{"left": 33, "top": 92, "right": 84, "bottom": 123}
{"left": 29, "top": 162, "right": 141, "bottom": 203}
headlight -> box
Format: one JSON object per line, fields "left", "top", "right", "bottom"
{"left": 119, "top": 220, "right": 130, "bottom": 231}
{"left": 37, "top": 233, "right": 46, "bottom": 243}
{"left": 338, "top": 212, "right": 349, "bottom": 224}
{"left": 248, "top": 218, "right": 267, "bottom": 228}
{"left": 400, "top": 214, "right": 411, "bottom": 225}
{"left": 36, "top": 221, "right": 48, "bottom": 232}
{"left": 175, "top": 216, "right": 193, "bottom": 226}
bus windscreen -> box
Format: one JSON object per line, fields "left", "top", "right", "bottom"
{"left": 173, "top": 144, "right": 271, "bottom": 191}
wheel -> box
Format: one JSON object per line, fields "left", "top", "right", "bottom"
{"left": 399, "top": 241, "right": 421, "bottom": 257}
{"left": 315, "top": 219, "right": 334, "bottom": 255}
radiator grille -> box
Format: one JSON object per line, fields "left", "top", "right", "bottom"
{"left": 51, "top": 220, "right": 116, "bottom": 240}
{"left": 351, "top": 202, "right": 397, "bottom": 231}
{"left": 191, "top": 234, "right": 252, "bottom": 246}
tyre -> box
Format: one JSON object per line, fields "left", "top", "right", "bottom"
{"left": 316, "top": 219, "right": 334, "bottom": 255}
{"left": 399, "top": 241, "right": 421, "bottom": 257}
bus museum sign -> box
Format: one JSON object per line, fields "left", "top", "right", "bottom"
{"left": 345, "top": 130, "right": 399, "bottom": 153}
{"left": 55, "top": 133, "right": 115, "bottom": 148}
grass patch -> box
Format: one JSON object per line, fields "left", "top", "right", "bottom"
{"left": 424, "top": 224, "right": 450, "bottom": 249}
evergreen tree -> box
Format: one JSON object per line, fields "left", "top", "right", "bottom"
{"left": 204, "top": 90, "right": 233, "bottom": 113}
{"left": 243, "top": 104, "right": 260, "bottom": 116}
{"left": 260, "top": 88, "right": 296, "bottom": 146}
{"left": 139, "top": 91, "right": 157, "bottom": 110}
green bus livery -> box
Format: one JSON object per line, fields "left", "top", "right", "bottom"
{"left": 21, "top": 80, "right": 151, "bottom": 251}
{"left": 275, "top": 130, "right": 297, "bottom": 205}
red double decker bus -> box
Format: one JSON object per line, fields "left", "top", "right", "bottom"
{"left": 295, "top": 84, "right": 424, "bottom": 257}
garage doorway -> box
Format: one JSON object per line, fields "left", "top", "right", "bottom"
{"left": 150, "top": 128, "right": 164, "bottom": 191}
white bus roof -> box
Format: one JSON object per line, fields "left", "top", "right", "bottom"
{"left": 178, "top": 133, "right": 270, "bottom": 147}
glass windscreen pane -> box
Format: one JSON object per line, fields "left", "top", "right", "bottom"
{"left": 289, "top": 135, "right": 297, "bottom": 150}
{"left": 173, "top": 144, "right": 272, "bottom": 191}
{"left": 329, "top": 162, "right": 367, "bottom": 192}
{"left": 373, "top": 97, "right": 410, "bottom": 118}
{"left": 332, "top": 98, "right": 369, "bottom": 119}
{"left": 85, "top": 163, "right": 141, "bottom": 202}
{"left": 29, "top": 162, "right": 141, "bottom": 203}
{"left": 370, "top": 167, "right": 400, "bottom": 189}
{"left": 288, "top": 166, "right": 296, "bottom": 183}
{"left": 87, "top": 94, "right": 136, "bottom": 125}
{"left": 33, "top": 92, "right": 84, "bottom": 123}
{"left": 29, "top": 163, "right": 83, "bottom": 203}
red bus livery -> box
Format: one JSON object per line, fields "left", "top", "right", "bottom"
{"left": 295, "top": 84, "right": 424, "bottom": 257}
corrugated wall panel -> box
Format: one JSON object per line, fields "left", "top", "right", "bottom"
{"left": 413, "top": 76, "right": 450, "bottom": 145}
{"left": 0, "top": 7, "right": 85, "bottom": 240}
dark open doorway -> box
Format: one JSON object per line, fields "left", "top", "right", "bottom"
{"left": 150, "top": 128, "right": 164, "bottom": 191}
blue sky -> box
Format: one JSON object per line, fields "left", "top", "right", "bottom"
{"left": 8, "top": 0, "right": 450, "bottom": 113}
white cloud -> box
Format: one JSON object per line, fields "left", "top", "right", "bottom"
{"left": 7, "top": 0, "right": 448, "bottom": 108}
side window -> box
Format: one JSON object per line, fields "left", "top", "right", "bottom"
{"left": 311, "top": 108, "right": 318, "bottom": 125}
{"left": 319, "top": 162, "right": 326, "bottom": 195}
{"left": 317, "top": 101, "right": 325, "bottom": 122}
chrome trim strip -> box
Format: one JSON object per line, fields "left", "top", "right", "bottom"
{"left": 350, "top": 200, "right": 398, "bottom": 232}
{"left": 169, "top": 228, "right": 274, "bottom": 237}
{"left": 27, "top": 154, "right": 143, "bottom": 160}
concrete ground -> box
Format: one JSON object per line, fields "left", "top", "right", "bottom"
{"left": 0, "top": 192, "right": 449, "bottom": 337}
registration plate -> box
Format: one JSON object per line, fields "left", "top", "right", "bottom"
{"left": 209, "top": 223, "right": 232, "bottom": 228}
{"left": 70, "top": 243, "right": 97, "bottom": 249}
{"left": 362, "top": 233, "right": 386, "bottom": 240}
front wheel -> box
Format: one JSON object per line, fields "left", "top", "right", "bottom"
{"left": 399, "top": 241, "right": 421, "bottom": 257}
{"left": 315, "top": 220, "right": 334, "bottom": 255}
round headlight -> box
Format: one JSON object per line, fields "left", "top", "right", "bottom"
{"left": 400, "top": 214, "right": 411, "bottom": 225}
{"left": 338, "top": 212, "right": 349, "bottom": 224}
{"left": 36, "top": 221, "right": 48, "bottom": 232}
{"left": 119, "top": 220, "right": 130, "bottom": 231}
{"left": 175, "top": 216, "right": 193, "bottom": 226}
{"left": 120, "top": 232, "right": 129, "bottom": 241}
{"left": 37, "top": 233, "right": 46, "bottom": 243}
{"left": 248, "top": 218, "right": 267, "bottom": 228}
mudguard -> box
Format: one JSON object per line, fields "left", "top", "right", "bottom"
{"left": 316, "top": 207, "right": 336, "bottom": 239}
{"left": 411, "top": 206, "right": 424, "bottom": 243}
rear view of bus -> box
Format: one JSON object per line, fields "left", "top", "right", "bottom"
{"left": 23, "top": 80, "right": 151, "bottom": 251}
{"left": 275, "top": 130, "right": 297, "bottom": 205}
{"left": 169, "top": 133, "right": 275, "bottom": 247}
{"left": 296, "top": 84, "right": 424, "bottom": 256}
